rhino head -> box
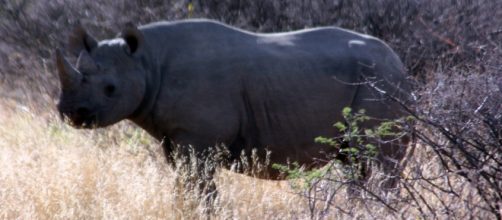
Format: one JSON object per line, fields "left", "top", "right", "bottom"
{"left": 56, "top": 24, "right": 147, "bottom": 128}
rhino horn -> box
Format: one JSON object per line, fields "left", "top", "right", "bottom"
{"left": 76, "top": 50, "right": 97, "bottom": 70}
{"left": 55, "top": 48, "right": 82, "bottom": 90}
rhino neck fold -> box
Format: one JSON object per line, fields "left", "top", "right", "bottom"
{"left": 128, "top": 55, "right": 162, "bottom": 131}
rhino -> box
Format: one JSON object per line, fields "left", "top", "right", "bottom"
{"left": 56, "top": 19, "right": 411, "bottom": 193}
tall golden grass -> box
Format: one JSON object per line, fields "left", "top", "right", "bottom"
{"left": 0, "top": 98, "right": 309, "bottom": 219}
{"left": 0, "top": 97, "right": 495, "bottom": 219}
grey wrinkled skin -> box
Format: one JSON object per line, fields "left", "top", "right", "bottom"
{"left": 56, "top": 19, "right": 412, "bottom": 185}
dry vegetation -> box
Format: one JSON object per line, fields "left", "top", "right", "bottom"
{"left": 0, "top": 97, "right": 494, "bottom": 219}
{"left": 1, "top": 96, "right": 499, "bottom": 219}
{"left": 0, "top": 99, "right": 307, "bottom": 219}
{"left": 1, "top": 0, "right": 501, "bottom": 219}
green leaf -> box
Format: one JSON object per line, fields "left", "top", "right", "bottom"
{"left": 364, "top": 129, "right": 374, "bottom": 137}
{"left": 342, "top": 107, "right": 352, "bottom": 118}
{"left": 334, "top": 122, "right": 347, "bottom": 131}
{"left": 315, "top": 136, "right": 338, "bottom": 147}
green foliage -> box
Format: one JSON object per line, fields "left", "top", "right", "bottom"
{"left": 314, "top": 136, "right": 338, "bottom": 147}
{"left": 272, "top": 162, "right": 329, "bottom": 189}
{"left": 273, "top": 107, "right": 407, "bottom": 188}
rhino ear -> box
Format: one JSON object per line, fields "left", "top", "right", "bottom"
{"left": 120, "top": 22, "right": 144, "bottom": 55}
{"left": 68, "top": 23, "right": 98, "bottom": 56}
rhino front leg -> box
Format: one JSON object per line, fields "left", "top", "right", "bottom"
{"left": 168, "top": 133, "right": 223, "bottom": 213}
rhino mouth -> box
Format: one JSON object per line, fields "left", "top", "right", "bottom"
{"left": 72, "top": 114, "right": 97, "bottom": 128}
{"left": 60, "top": 110, "right": 98, "bottom": 129}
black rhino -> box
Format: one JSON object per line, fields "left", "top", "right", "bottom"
{"left": 56, "top": 19, "right": 411, "bottom": 192}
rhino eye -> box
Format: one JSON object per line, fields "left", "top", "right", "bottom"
{"left": 104, "top": 84, "right": 116, "bottom": 97}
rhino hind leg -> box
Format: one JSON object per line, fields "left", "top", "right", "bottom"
{"left": 348, "top": 83, "right": 410, "bottom": 191}
{"left": 335, "top": 140, "right": 372, "bottom": 195}
{"left": 337, "top": 137, "right": 409, "bottom": 194}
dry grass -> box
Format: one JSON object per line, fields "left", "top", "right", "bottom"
{"left": 0, "top": 98, "right": 309, "bottom": 219}
{"left": 0, "top": 98, "right": 172, "bottom": 219}
{"left": 0, "top": 96, "right": 496, "bottom": 219}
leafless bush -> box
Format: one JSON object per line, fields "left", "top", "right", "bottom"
{"left": 410, "top": 67, "right": 502, "bottom": 218}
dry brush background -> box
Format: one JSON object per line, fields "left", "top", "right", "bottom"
{"left": 1, "top": 0, "right": 501, "bottom": 219}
